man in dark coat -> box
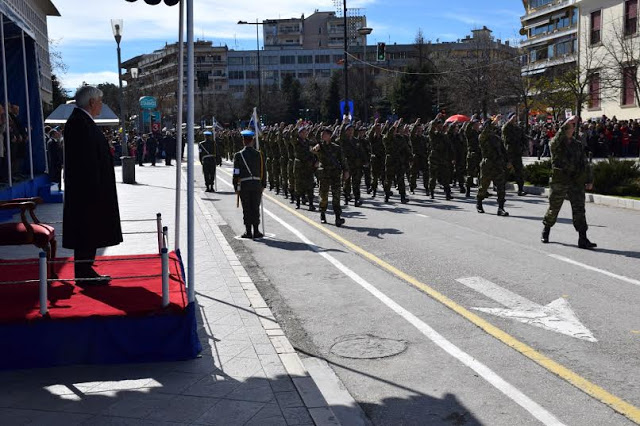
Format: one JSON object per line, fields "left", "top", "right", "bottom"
{"left": 161, "top": 131, "right": 177, "bottom": 166}
{"left": 146, "top": 133, "right": 158, "bottom": 166}
{"left": 63, "top": 85, "right": 123, "bottom": 285}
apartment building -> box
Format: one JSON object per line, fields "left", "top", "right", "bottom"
{"left": 520, "top": 0, "right": 579, "bottom": 77}
{"left": 579, "top": 0, "right": 639, "bottom": 120}
{"left": 122, "top": 41, "right": 228, "bottom": 118}
{"left": 263, "top": 10, "right": 367, "bottom": 50}
{"left": 3, "top": 0, "right": 60, "bottom": 105}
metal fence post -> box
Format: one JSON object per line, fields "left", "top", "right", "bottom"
{"left": 161, "top": 247, "right": 169, "bottom": 308}
{"left": 39, "top": 251, "right": 48, "bottom": 316}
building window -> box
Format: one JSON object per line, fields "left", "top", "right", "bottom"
{"left": 228, "top": 57, "right": 243, "bottom": 66}
{"left": 590, "top": 10, "right": 601, "bottom": 45}
{"left": 297, "top": 55, "right": 313, "bottom": 64}
{"left": 315, "top": 55, "right": 331, "bottom": 64}
{"left": 622, "top": 66, "right": 637, "bottom": 105}
{"left": 588, "top": 72, "right": 601, "bottom": 109}
{"left": 625, "top": 0, "right": 638, "bottom": 36}
{"left": 229, "top": 71, "right": 244, "bottom": 80}
{"left": 297, "top": 70, "right": 313, "bottom": 79}
{"left": 246, "top": 70, "right": 259, "bottom": 79}
{"left": 280, "top": 55, "right": 295, "bottom": 65}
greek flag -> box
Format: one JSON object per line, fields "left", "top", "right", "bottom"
{"left": 249, "top": 107, "right": 261, "bottom": 149}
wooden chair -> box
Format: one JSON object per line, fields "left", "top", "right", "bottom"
{"left": 0, "top": 197, "right": 57, "bottom": 277}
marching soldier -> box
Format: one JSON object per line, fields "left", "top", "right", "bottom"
{"left": 313, "top": 127, "right": 348, "bottom": 227}
{"left": 233, "top": 130, "right": 266, "bottom": 239}
{"left": 542, "top": 116, "right": 597, "bottom": 249}
{"left": 451, "top": 124, "right": 467, "bottom": 193}
{"left": 502, "top": 113, "right": 527, "bottom": 196}
{"left": 341, "top": 123, "right": 367, "bottom": 206}
{"left": 409, "top": 119, "right": 428, "bottom": 195}
{"left": 199, "top": 131, "right": 217, "bottom": 192}
{"left": 294, "top": 126, "right": 317, "bottom": 210}
{"left": 464, "top": 117, "right": 482, "bottom": 198}
{"left": 476, "top": 117, "right": 509, "bottom": 216}
{"left": 368, "top": 120, "right": 385, "bottom": 198}
{"left": 428, "top": 113, "right": 453, "bottom": 200}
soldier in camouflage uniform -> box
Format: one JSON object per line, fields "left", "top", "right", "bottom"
{"left": 428, "top": 113, "right": 453, "bottom": 200}
{"left": 277, "top": 124, "right": 289, "bottom": 198}
{"left": 502, "top": 113, "right": 527, "bottom": 196}
{"left": 409, "top": 119, "right": 428, "bottom": 195}
{"left": 368, "top": 120, "right": 385, "bottom": 198}
{"left": 287, "top": 127, "right": 297, "bottom": 204}
{"left": 383, "top": 120, "right": 409, "bottom": 203}
{"left": 263, "top": 129, "right": 272, "bottom": 190}
{"left": 341, "top": 124, "right": 367, "bottom": 206}
{"left": 450, "top": 124, "right": 467, "bottom": 193}
{"left": 476, "top": 117, "right": 509, "bottom": 216}
{"left": 313, "top": 127, "right": 348, "bottom": 227}
{"left": 464, "top": 118, "right": 482, "bottom": 198}
{"left": 542, "top": 116, "right": 597, "bottom": 249}
{"left": 293, "top": 126, "right": 316, "bottom": 210}
{"left": 269, "top": 128, "right": 281, "bottom": 194}
{"left": 359, "top": 127, "right": 372, "bottom": 194}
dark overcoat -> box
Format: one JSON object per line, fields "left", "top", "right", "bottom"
{"left": 62, "top": 108, "right": 123, "bottom": 250}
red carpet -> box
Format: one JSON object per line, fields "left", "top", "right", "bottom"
{"left": 0, "top": 253, "right": 187, "bottom": 324}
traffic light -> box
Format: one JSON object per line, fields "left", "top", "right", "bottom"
{"left": 376, "top": 42, "right": 386, "bottom": 62}
{"left": 125, "top": 0, "right": 180, "bottom": 5}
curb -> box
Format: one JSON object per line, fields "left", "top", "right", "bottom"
{"left": 505, "top": 184, "right": 640, "bottom": 211}
{"left": 194, "top": 188, "right": 344, "bottom": 426}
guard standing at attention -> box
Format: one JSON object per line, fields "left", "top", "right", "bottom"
{"left": 199, "top": 131, "right": 217, "bottom": 192}
{"left": 233, "top": 130, "right": 266, "bottom": 239}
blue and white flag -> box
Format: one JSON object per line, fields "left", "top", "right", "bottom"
{"left": 249, "top": 107, "right": 261, "bottom": 149}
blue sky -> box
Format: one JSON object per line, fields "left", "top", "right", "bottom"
{"left": 48, "top": 0, "right": 525, "bottom": 90}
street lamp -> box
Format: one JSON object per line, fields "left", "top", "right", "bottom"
{"left": 111, "top": 19, "right": 127, "bottom": 145}
{"left": 237, "top": 19, "right": 263, "bottom": 114}
{"left": 357, "top": 27, "right": 372, "bottom": 123}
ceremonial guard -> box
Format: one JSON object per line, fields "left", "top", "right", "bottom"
{"left": 233, "top": 130, "right": 266, "bottom": 239}
{"left": 199, "top": 131, "right": 216, "bottom": 192}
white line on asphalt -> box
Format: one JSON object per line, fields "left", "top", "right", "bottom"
{"left": 415, "top": 213, "right": 429, "bottom": 218}
{"left": 216, "top": 174, "right": 565, "bottom": 426}
{"left": 548, "top": 254, "right": 640, "bottom": 287}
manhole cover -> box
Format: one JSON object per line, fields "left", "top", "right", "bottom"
{"left": 330, "top": 334, "right": 407, "bottom": 359}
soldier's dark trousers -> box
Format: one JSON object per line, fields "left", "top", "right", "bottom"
{"left": 477, "top": 167, "right": 506, "bottom": 202}
{"left": 429, "top": 163, "right": 451, "bottom": 194}
{"left": 319, "top": 172, "right": 342, "bottom": 214}
{"left": 203, "top": 156, "right": 217, "bottom": 188}
{"left": 510, "top": 155, "right": 524, "bottom": 188}
{"left": 351, "top": 168, "right": 363, "bottom": 200}
{"left": 363, "top": 165, "right": 371, "bottom": 191}
{"left": 543, "top": 182, "right": 587, "bottom": 232}
{"left": 410, "top": 157, "right": 427, "bottom": 191}
{"left": 240, "top": 190, "right": 262, "bottom": 226}
{"left": 280, "top": 157, "right": 289, "bottom": 193}
{"left": 370, "top": 155, "right": 384, "bottom": 192}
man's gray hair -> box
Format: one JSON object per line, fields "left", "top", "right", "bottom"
{"left": 75, "top": 85, "right": 103, "bottom": 109}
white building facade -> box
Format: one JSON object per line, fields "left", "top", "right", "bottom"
{"left": 579, "top": 0, "right": 640, "bottom": 120}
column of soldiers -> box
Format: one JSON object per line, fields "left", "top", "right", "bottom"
{"left": 217, "top": 112, "right": 530, "bottom": 228}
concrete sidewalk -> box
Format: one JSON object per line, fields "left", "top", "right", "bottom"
{"left": 0, "top": 162, "right": 356, "bottom": 425}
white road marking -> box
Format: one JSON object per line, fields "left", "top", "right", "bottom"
{"left": 415, "top": 213, "right": 429, "bottom": 218}
{"left": 457, "top": 277, "right": 596, "bottom": 342}
{"left": 548, "top": 254, "right": 640, "bottom": 287}
{"left": 215, "top": 174, "right": 565, "bottom": 426}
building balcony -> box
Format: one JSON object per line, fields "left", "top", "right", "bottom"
{"left": 520, "top": 26, "right": 577, "bottom": 48}
{"left": 521, "top": 52, "right": 576, "bottom": 75}
{"left": 521, "top": 0, "right": 577, "bottom": 22}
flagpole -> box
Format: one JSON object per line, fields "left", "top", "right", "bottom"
{"left": 252, "top": 107, "right": 265, "bottom": 236}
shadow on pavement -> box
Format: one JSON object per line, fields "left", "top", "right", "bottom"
{"left": 549, "top": 242, "right": 640, "bottom": 259}
{"left": 510, "top": 215, "right": 607, "bottom": 228}
{"left": 344, "top": 225, "right": 403, "bottom": 239}
{"left": 257, "top": 237, "right": 346, "bottom": 254}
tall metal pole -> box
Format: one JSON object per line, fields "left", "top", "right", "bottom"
{"left": 174, "top": 0, "right": 185, "bottom": 250}
{"left": 1, "top": 15, "right": 13, "bottom": 187}
{"left": 256, "top": 19, "right": 262, "bottom": 115}
{"left": 186, "top": 0, "right": 196, "bottom": 303}
{"left": 116, "top": 39, "right": 127, "bottom": 147}
{"left": 343, "top": 0, "right": 349, "bottom": 119}
{"left": 362, "top": 42, "right": 367, "bottom": 123}
{"left": 21, "top": 31, "right": 33, "bottom": 180}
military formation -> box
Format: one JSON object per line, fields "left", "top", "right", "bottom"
{"left": 210, "top": 112, "right": 596, "bottom": 249}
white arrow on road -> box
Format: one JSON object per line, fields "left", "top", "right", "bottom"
{"left": 456, "top": 277, "right": 597, "bottom": 342}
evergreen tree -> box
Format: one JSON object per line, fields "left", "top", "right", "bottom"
{"left": 392, "top": 64, "right": 436, "bottom": 121}
{"left": 322, "top": 71, "right": 342, "bottom": 122}
{"left": 281, "top": 74, "right": 303, "bottom": 123}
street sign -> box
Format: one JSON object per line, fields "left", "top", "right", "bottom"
{"left": 139, "top": 96, "right": 158, "bottom": 110}
{"left": 152, "top": 122, "right": 161, "bottom": 132}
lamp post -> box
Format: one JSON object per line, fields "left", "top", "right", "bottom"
{"left": 130, "top": 67, "right": 139, "bottom": 133}
{"left": 111, "top": 19, "right": 127, "bottom": 145}
{"left": 357, "top": 27, "right": 372, "bottom": 123}
{"left": 343, "top": 0, "right": 349, "bottom": 119}
{"left": 237, "top": 19, "right": 263, "bottom": 114}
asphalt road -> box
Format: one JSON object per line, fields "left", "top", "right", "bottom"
{"left": 198, "top": 160, "right": 640, "bottom": 426}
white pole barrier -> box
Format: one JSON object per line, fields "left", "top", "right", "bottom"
{"left": 0, "top": 15, "right": 13, "bottom": 187}
{"left": 21, "top": 31, "right": 33, "bottom": 180}
{"left": 161, "top": 247, "right": 170, "bottom": 308}
{"left": 187, "top": 0, "right": 196, "bottom": 304}
{"left": 252, "top": 108, "right": 265, "bottom": 236}
{"left": 39, "top": 251, "right": 48, "bottom": 316}
{"left": 156, "top": 213, "right": 163, "bottom": 254}
{"left": 174, "top": 0, "right": 185, "bottom": 251}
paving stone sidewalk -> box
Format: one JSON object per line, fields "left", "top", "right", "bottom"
{"left": 0, "top": 163, "right": 341, "bottom": 426}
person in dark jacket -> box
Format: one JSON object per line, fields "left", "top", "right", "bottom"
{"left": 161, "top": 131, "right": 177, "bottom": 166}
{"left": 233, "top": 130, "right": 266, "bottom": 239}
{"left": 146, "top": 133, "right": 158, "bottom": 166}
{"left": 63, "top": 85, "right": 122, "bottom": 285}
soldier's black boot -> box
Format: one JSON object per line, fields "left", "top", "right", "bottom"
{"left": 384, "top": 191, "right": 390, "bottom": 203}
{"left": 289, "top": 192, "right": 295, "bottom": 204}
{"left": 241, "top": 225, "right": 253, "bottom": 239}
{"left": 497, "top": 200, "right": 509, "bottom": 217}
{"left": 253, "top": 224, "right": 264, "bottom": 239}
{"left": 517, "top": 183, "right": 527, "bottom": 196}
{"left": 445, "top": 187, "right": 453, "bottom": 201}
{"left": 541, "top": 226, "right": 550, "bottom": 243}
{"left": 296, "top": 196, "right": 301, "bottom": 209}
{"left": 459, "top": 185, "right": 466, "bottom": 194}
{"left": 430, "top": 189, "right": 435, "bottom": 200}
{"left": 372, "top": 187, "right": 377, "bottom": 198}
{"left": 308, "top": 195, "right": 316, "bottom": 211}
{"left": 578, "top": 231, "right": 597, "bottom": 249}
{"left": 465, "top": 185, "right": 471, "bottom": 198}
{"left": 354, "top": 197, "right": 362, "bottom": 207}
{"left": 476, "top": 199, "right": 485, "bottom": 214}
{"left": 335, "top": 212, "right": 345, "bottom": 227}
{"left": 320, "top": 212, "right": 327, "bottom": 224}
{"left": 276, "top": 186, "right": 280, "bottom": 195}
{"left": 401, "top": 193, "right": 408, "bottom": 204}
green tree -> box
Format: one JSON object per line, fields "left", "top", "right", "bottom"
{"left": 97, "top": 82, "right": 121, "bottom": 117}
{"left": 50, "top": 74, "right": 68, "bottom": 111}
{"left": 322, "top": 71, "right": 342, "bottom": 122}
{"left": 392, "top": 63, "right": 436, "bottom": 121}
{"left": 281, "top": 74, "right": 302, "bottom": 123}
